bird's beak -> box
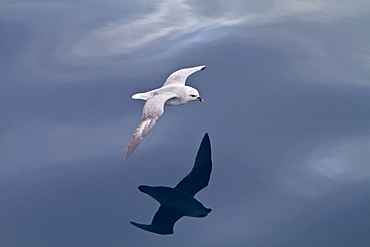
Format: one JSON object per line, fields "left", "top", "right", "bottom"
{"left": 197, "top": 97, "right": 204, "bottom": 103}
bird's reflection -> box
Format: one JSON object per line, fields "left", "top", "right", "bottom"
{"left": 130, "top": 133, "right": 212, "bottom": 235}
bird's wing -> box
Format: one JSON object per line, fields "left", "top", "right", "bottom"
{"left": 163, "top": 65, "right": 206, "bottom": 86}
{"left": 175, "top": 133, "right": 212, "bottom": 196}
{"left": 130, "top": 206, "right": 183, "bottom": 235}
{"left": 125, "top": 92, "right": 177, "bottom": 159}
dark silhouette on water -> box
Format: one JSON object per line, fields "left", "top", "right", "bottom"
{"left": 130, "top": 133, "right": 212, "bottom": 235}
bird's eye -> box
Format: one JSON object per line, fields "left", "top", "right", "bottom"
{"left": 190, "top": 94, "right": 196, "bottom": 97}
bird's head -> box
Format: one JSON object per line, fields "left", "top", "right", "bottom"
{"left": 185, "top": 86, "right": 204, "bottom": 103}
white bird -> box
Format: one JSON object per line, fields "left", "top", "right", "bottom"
{"left": 125, "top": 65, "right": 206, "bottom": 159}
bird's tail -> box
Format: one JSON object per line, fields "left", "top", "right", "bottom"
{"left": 132, "top": 92, "right": 152, "bottom": 100}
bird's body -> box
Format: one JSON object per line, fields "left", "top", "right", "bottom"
{"left": 130, "top": 133, "right": 212, "bottom": 235}
{"left": 132, "top": 85, "right": 200, "bottom": 106}
{"left": 125, "top": 65, "right": 206, "bottom": 159}
{"left": 138, "top": 186, "right": 211, "bottom": 218}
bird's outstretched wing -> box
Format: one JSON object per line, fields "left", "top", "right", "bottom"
{"left": 163, "top": 65, "right": 206, "bottom": 87}
{"left": 125, "top": 92, "right": 177, "bottom": 159}
{"left": 130, "top": 206, "right": 183, "bottom": 235}
{"left": 175, "top": 133, "right": 212, "bottom": 196}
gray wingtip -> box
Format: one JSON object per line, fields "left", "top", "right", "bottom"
{"left": 124, "top": 148, "right": 133, "bottom": 160}
{"left": 124, "top": 140, "right": 135, "bottom": 159}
